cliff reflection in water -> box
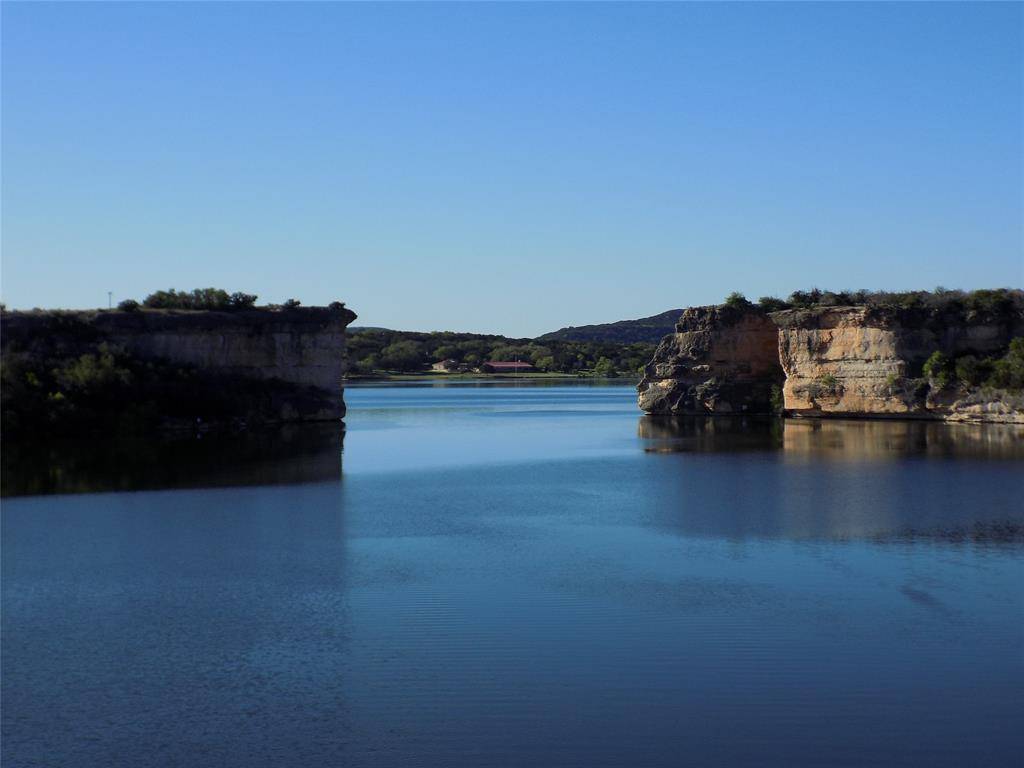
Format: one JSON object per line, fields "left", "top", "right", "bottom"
{"left": 639, "top": 415, "right": 1024, "bottom": 462}
{"left": 637, "top": 415, "right": 1024, "bottom": 543}
{"left": 1, "top": 424, "right": 344, "bottom": 497}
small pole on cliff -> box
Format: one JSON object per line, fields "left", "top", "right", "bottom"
{"left": 107, "top": 291, "right": 112, "bottom": 309}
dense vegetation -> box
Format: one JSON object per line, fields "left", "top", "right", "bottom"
{"left": 112, "top": 288, "right": 344, "bottom": 312}
{"left": 922, "top": 338, "right": 1024, "bottom": 392}
{"left": 348, "top": 329, "right": 655, "bottom": 377}
{"left": 741, "top": 287, "right": 1023, "bottom": 320}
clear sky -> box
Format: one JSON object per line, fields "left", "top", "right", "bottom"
{"left": 2, "top": 2, "right": 1021, "bottom": 336}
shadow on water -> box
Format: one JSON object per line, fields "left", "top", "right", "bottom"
{"left": 1, "top": 424, "right": 344, "bottom": 497}
{"left": 639, "top": 414, "right": 1024, "bottom": 461}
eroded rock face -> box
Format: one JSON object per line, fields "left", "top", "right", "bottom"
{"left": 774, "top": 307, "right": 915, "bottom": 415}
{"left": 638, "top": 302, "right": 1024, "bottom": 423}
{"left": 637, "top": 306, "right": 783, "bottom": 414}
{"left": 774, "top": 306, "right": 1023, "bottom": 420}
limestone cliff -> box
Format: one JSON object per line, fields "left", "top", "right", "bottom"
{"left": 774, "top": 306, "right": 1024, "bottom": 422}
{"left": 638, "top": 301, "right": 1024, "bottom": 424}
{"left": 637, "top": 305, "right": 783, "bottom": 414}
{"left": 2, "top": 305, "right": 357, "bottom": 425}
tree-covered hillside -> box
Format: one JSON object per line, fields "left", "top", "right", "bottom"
{"left": 347, "top": 329, "right": 654, "bottom": 377}
{"left": 538, "top": 309, "right": 683, "bottom": 344}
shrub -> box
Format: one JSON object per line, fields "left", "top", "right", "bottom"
{"left": 986, "top": 338, "right": 1024, "bottom": 390}
{"left": 143, "top": 288, "right": 231, "bottom": 310}
{"left": 328, "top": 301, "right": 346, "bottom": 311}
{"left": 787, "top": 289, "right": 820, "bottom": 309}
{"left": 758, "top": 296, "right": 790, "bottom": 312}
{"left": 54, "top": 344, "right": 133, "bottom": 393}
{"left": 228, "top": 292, "right": 258, "bottom": 308}
{"left": 282, "top": 299, "right": 302, "bottom": 309}
{"left": 954, "top": 355, "right": 991, "bottom": 387}
{"left": 724, "top": 292, "right": 752, "bottom": 309}
{"left": 117, "top": 299, "right": 141, "bottom": 312}
{"left": 805, "top": 373, "right": 840, "bottom": 399}
{"left": 922, "top": 351, "right": 953, "bottom": 389}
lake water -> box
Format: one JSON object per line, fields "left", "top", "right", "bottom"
{"left": 3, "top": 382, "right": 1023, "bottom": 767}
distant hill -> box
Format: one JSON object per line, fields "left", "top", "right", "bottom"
{"left": 537, "top": 309, "right": 682, "bottom": 344}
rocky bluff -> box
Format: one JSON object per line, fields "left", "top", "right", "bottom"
{"left": 639, "top": 301, "right": 1024, "bottom": 423}
{"left": 3, "top": 305, "right": 357, "bottom": 424}
{"left": 637, "top": 305, "right": 783, "bottom": 415}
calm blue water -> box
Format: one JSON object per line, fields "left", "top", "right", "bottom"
{"left": 3, "top": 382, "right": 1023, "bottom": 767}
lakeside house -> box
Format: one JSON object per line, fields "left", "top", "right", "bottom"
{"left": 481, "top": 361, "right": 535, "bottom": 373}
{"left": 431, "top": 359, "right": 459, "bottom": 372}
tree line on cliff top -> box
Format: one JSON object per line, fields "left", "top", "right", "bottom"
{"left": 113, "top": 288, "right": 346, "bottom": 313}
{"left": 725, "top": 287, "right": 1023, "bottom": 318}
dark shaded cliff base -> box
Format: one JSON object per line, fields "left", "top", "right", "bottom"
{"left": 639, "top": 292, "right": 1024, "bottom": 424}
{"left": 1, "top": 305, "right": 356, "bottom": 438}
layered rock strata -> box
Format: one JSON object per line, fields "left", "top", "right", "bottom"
{"left": 774, "top": 306, "right": 1023, "bottom": 421}
{"left": 2, "top": 305, "right": 357, "bottom": 422}
{"left": 639, "top": 303, "right": 1023, "bottom": 423}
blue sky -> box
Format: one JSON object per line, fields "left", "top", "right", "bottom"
{"left": 2, "top": 2, "right": 1021, "bottom": 336}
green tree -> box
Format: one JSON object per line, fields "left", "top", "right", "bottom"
{"left": 922, "top": 351, "right": 953, "bottom": 389}
{"left": 229, "top": 292, "right": 258, "bottom": 308}
{"left": 724, "top": 292, "right": 751, "bottom": 309}
{"left": 379, "top": 340, "right": 425, "bottom": 371}
{"left": 954, "top": 356, "right": 990, "bottom": 387}
{"left": 433, "top": 344, "right": 462, "bottom": 362}
{"left": 143, "top": 288, "right": 232, "bottom": 310}
{"left": 987, "top": 338, "right": 1024, "bottom": 389}
{"left": 593, "top": 357, "right": 617, "bottom": 377}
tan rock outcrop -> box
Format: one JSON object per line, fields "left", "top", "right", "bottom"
{"left": 774, "top": 306, "right": 1023, "bottom": 421}
{"left": 638, "top": 301, "right": 1024, "bottom": 424}
{"left": 774, "top": 307, "right": 915, "bottom": 415}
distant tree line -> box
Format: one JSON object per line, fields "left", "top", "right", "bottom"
{"left": 348, "top": 329, "right": 655, "bottom": 376}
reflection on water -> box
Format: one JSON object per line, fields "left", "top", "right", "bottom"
{"left": 638, "top": 415, "right": 783, "bottom": 452}
{"left": 637, "top": 415, "right": 1024, "bottom": 543}
{"left": 1, "top": 424, "right": 344, "bottom": 497}
{"left": 781, "top": 418, "right": 1024, "bottom": 461}
{"left": 3, "top": 384, "right": 1023, "bottom": 768}
{"left": 639, "top": 415, "right": 1024, "bottom": 461}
